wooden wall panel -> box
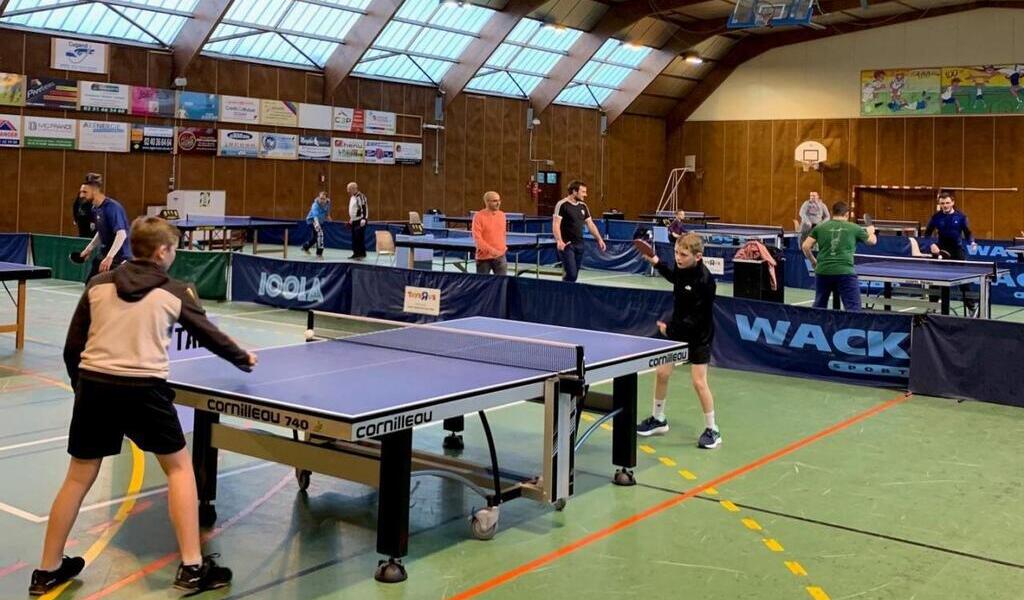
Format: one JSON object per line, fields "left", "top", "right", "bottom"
{"left": 0, "top": 30, "right": 25, "bottom": 73}
{"left": 849, "top": 119, "right": 877, "bottom": 217}
{"left": 962, "top": 117, "right": 995, "bottom": 239}
{"left": 701, "top": 122, "right": 725, "bottom": 222}
{"left": 723, "top": 122, "right": 747, "bottom": 223}
{"left": 994, "top": 117, "right": 1024, "bottom": 240}
{"left": 274, "top": 162, "right": 305, "bottom": 218}
{"left": 218, "top": 62, "right": 249, "bottom": 97}
{"left": 770, "top": 121, "right": 798, "bottom": 227}
{"left": 465, "top": 96, "right": 487, "bottom": 212}
{"left": 681, "top": 123, "right": 702, "bottom": 212}
{"left": 108, "top": 45, "right": 148, "bottom": 87}
{"left": 821, "top": 119, "right": 849, "bottom": 207}
{"left": 213, "top": 158, "right": 246, "bottom": 216}
{"left": 903, "top": 118, "right": 935, "bottom": 223}
{"left": 0, "top": 144, "right": 19, "bottom": 232}
{"left": 747, "top": 121, "right": 772, "bottom": 223}
{"left": 20, "top": 150, "right": 65, "bottom": 235}
{"left": 444, "top": 96, "right": 467, "bottom": 217}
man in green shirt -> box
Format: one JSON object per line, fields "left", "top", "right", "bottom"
{"left": 802, "top": 201, "right": 877, "bottom": 311}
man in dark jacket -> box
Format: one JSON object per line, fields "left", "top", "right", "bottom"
{"left": 71, "top": 184, "right": 93, "bottom": 238}
{"left": 636, "top": 232, "right": 721, "bottom": 449}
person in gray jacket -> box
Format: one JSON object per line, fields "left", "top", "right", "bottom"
{"left": 798, "top": 191, "right": 831, "bottom": 245}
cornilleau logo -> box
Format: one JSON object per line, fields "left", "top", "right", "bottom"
{"left": 258, "top": 272, "right": 324, "bottom": 302}
{"left": 734, "top": 315, "right": 909, "bottom": 377}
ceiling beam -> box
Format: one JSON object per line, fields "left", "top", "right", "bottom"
{"left": 1, "top": 0, "right": 15, "bottom": 15}
{"left": 528, "top": 0, "right": 718, "bottom": 116}
{"left": 322, "top": 0, "right": 403, "bottom": 100}
{"left": 171, "top": 0, "right": 234, "bottom": 80}
{"left": 665, "top": 1, "right": 1011, "bottom": 128}
{"left": 439, "top": 0, "right": 549, "bottom": 103}
{"left": 602, "top": 35, "right": 693, "bottom": 125}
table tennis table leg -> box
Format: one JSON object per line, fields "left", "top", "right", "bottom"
{"left": 611, "top": 374, "right": 637, "bottom": 486}
{"left": 884, "top": 283, "right": 893, "bottom": 312}
{"left": 940, "top": 288, "right": 951, "bottom": 315}
{"left": 283, "top": 229, "right": 289, "bottom": 258}
{"left": 192, "top": 410, "right": 220, "bottom": 527}
{"left": 252, "top": 229, "right": 259, "bottom": 255}
{"left": 375, "top": 428, "right": 412, "bottom": 583}
{"left": 442, "top": 417, "right": 464, "bottom": 450}
{"left": 15, "top": 279, "right": 26, "bottom": 349}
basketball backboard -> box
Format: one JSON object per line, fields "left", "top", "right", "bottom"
{"left": 728, "top": 0, "right": 815, "bottom": 29}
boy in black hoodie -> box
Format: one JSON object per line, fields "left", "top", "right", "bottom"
{"left": 636, "top": 232, "right": 721, "bottom": 449}
{"left": 31, "top": 216, "right": 257, "bottom": 596}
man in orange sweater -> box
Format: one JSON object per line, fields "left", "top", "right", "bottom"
{"left": 471, "top": 191, "right": 508, "bottom": 275}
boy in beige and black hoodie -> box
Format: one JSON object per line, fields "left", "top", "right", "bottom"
{"left": 31, "top": 216, "right": 257, "bottom": 596}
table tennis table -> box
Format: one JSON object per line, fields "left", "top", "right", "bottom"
{"left": 638, "top": 211, "right": 721, "bottom": 225}
{"left": 167, "top": 216, "right": 295, "bottom": 257}
{"left": 0, "top": 262, "right": 51, "bottom": 349}
{"left": 857, "top": 218, "right": 920, "bottom": 236}
{"left": 440, "top": 214, "right": 552, "bottom": 233}
{"left": 689, "top": 222, "right": 798, "bottom": 249}
{"left": 168, "top": 312, "right": 686, "bottom": 583}
{"left": 395, "top": 232, "right": 557, "bottom": 276}
{"left": 852, "top": 254, "right": 1007, "bottom": 318}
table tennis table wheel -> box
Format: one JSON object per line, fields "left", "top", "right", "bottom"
{"left": 295, "top": 468, "right": 311, "bottom": 491}
{"left": 552, "top": 498, "right": 567, "bottom": 512}
{"left": 469, "top": 506, "right": 499, "bottom": 540}
{"left": 374, "top": 558, "right": 407, "bottom": 583}
{"left": 199, "top": 503, "right": 217, "bottom": 527}
{"left": 442, "top": 433, "right": 464, "bottom": 451}
{"left": 613, "top": 468, "right": 636, "bottom": 486}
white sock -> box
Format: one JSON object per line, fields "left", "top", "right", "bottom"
{"left": 652, "top": 398, "right": 666, "bottom": 421}
{"left": 704, "top": 411, "right": 717, "bottom": 431}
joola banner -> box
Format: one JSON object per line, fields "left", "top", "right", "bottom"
{"left": 231, "top": 254, "right": 351, "bottom": 312}
{"left": 712, "top": 296, "right": 912, "bottom": 387}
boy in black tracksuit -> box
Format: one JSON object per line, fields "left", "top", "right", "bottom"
{"left": 31, "top": 216, "right": 257, "bottom": 596}
{"left": 637, "top": 232, "right": 721, "bottom": 449}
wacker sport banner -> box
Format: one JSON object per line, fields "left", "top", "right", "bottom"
{"left": 713, "top": 296, "right": 912, "bottom": 387}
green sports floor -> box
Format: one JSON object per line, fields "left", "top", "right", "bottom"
{"left": 0, "top": 246, "right": 1021, "bottom": 600}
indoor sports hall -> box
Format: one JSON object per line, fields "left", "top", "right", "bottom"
{"left": 0, "top": 1, "right": 1022, "bottom": 599}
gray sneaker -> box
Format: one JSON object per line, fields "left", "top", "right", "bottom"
{"left": 697, "top": 428, "right": 721, "bottom": 449}
{"left": 637, "top": 416, "right": 669, "bottom": 437}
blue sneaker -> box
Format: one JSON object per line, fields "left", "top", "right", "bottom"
{"left": 697, "top": 428, "right": 721, "bottom": 449}
{"left": 637, "top": 416, "right": 669, "bottom": 437}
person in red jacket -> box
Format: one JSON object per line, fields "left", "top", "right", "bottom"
{"left": 472, "top": 191, "right": 508, "bottom": 275}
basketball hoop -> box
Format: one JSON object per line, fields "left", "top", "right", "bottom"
{"left": 755, "top": 4, "right": 780, "bottom": 27}
{"left": 797, "top": 160, "right": 820, "bottom": 172}
{"left": 794, "top": 140, "right": 827, "bottom": 172}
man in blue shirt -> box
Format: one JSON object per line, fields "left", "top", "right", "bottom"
{"left": 301, "top": 191, "right": 331, "bottom": 259}
{"left": 74, "top": 173, "right": 131, "bottom": 280}
{"left": 923, "top": 191, "right": 978, "bottom": 314}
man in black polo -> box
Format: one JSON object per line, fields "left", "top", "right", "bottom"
{"left": 74, "top": 173, "right": 132, "bottom": 280}
{"left": 552, "top": 180, "right": 606, "bottom": 282}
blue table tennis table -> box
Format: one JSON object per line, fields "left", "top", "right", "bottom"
{"left": 0, "top": 262, "right": 51, "bottom": 349}
{"left": 638, "top": 211, "right": 720, "bottom": 224}
{"left": 440, "top": 213, "right": 551, "bottom": 233}
{"left": 167, "top": 215, "right": 295, "bottom": 257}
{"left": 168, "top": 312, "right": 687, "bottom": 583}
{"left": 689, "top": 222, "right": 799, "bottom": 249}
{"left": 395, "top": 232, "right": 557, "bottom": 276}
{"left": 852, "top": 255, "right": 1007, "bottom": 318}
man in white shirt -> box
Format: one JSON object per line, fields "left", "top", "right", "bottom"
{"left": 347, "top": 182, "right": 368, "bottom": 260}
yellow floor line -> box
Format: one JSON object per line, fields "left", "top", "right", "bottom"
{"left": 785, "top": 561, "right": 808, "bottom": 576}
{"left": 40, "top": 442, "right": 145, "bottom": 600}
{"left": 678, "top": 470, "right": 696, "bottom": 480}
{"left": 704, "top": 486, "right": 718, "bottom": 495}
{"left": 658, "top": 457, "right": 676, "bottom": 467}
{"left": 762, "top": 538, "right": 784, "bottom": 552}
{"left": 806, "top": 586, "right": 831, "bottom": 600}
{"left": 638, "top": 444, "right": 655, "bottom": 454}
{"left": 741, "top": 518, "right": 762, "bottom": 531}
{"left": 720, "top": 500, "right": 740, "bottom": 512}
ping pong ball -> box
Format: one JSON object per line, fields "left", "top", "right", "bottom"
{"left": 304, "top": 329, "right": 315, "bottom": 340}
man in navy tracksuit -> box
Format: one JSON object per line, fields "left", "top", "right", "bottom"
{"left": 923, "top": 191, "right": 978, "bottom": 315}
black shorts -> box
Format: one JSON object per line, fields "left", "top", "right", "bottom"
{"left": 68, "top": 375, "right": 186, "bottom": 459}
{"left": 688, "top": 344, "right": 711, "bottom": 365}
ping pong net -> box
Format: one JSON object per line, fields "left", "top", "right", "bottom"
{"left": 307, "top": 311, "right": 584, "bottom": 378}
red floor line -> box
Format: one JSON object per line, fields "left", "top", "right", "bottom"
{"left": 447, "top": 393, "right": 911, "bottom": 600}
{"left": 81, "top": 474, "right": 292, "bottom": 600}
{"left": 0, "top": 561, "right": 29, "bottom": 580}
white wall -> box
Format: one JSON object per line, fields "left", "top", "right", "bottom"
{"left": 689, "top": 8, "right": 1024, "bottom": 121}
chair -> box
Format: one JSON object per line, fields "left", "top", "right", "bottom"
{"left": 375, "top": 230, "right": 396, "bottom": 265}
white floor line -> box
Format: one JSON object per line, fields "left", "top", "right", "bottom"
{"left": 0, "top": 435, "right": 68, "bottom": 453}
{"left": 793, "top": 300, "right": 814, "bottom": 305}
{"left": 0, "top": 461, "right": 276, "bottom": 524}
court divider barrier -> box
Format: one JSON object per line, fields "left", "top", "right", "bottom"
{"left": 0, "top": 233, "right": 30, "bottom": 263}
{"left": 231, "top": 255, "right": 353, "bottom": 312}
{"left": 29, "top": 234, "right": 229, "bottom": 300}
{"left": 909, "top": 314, "right": 1024, "bottom": 408}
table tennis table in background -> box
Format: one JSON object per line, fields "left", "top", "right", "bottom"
{"left": 167, "top": 215, "right": 295, "bottom": 257}
{"left": 852, "top": 254, "right": 1006, "bottom": 318}
{"left": 857, "top": 218, "right": 921, "bottom": 236}
{"left": 689, "top": 222, "right": 798, "bottom": 249}
{"left": 394, "top": 232, "right": 557, "bottom": 276}
{"left": 0, "top": 262, "right": 51, "bottom": 349}
{"left": 168, "top": 312, "right": 686, "bottom": 583}
{"left": 440, "top": 213, "right": 551, "bottom": 233}
{"left": 638, "top": 211, "right": 721, "bottom": 225}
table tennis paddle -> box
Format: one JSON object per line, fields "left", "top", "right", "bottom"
{"left": 69, "top": 251, "right": 86, "bottom": 264}
{"left": 632, "top": 239, "right": 655, "bottom": 258}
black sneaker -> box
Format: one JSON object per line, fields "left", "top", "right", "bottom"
{"left": 697, "top": 428, "right": 721, "bottom": 449}
{"left": 302, "top": 245, "right": 311, "bottom": 255}
{"left": 637, "top": 416, "right": 669, "bottom": 437}
{"left": 173, "top": 554, "right": 232, "bottom": 592}
{"left": 29, "top": 556, "right": 85, "bottom": 596}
